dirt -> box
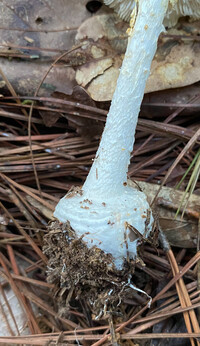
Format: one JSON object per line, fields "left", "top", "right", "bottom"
{"left": 43, "top": 220, "right": 137, "bottom": 319}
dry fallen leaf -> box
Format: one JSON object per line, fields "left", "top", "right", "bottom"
{"left": 0, "top": 282, "right": 28, "bottom": 336}
{"left": 40, "top": 86, "right": 104, "bottom": 137}
{"left": 0, "top": 0, "right": 94, "bottom": 96}
{"left": 75, "top": 14, "right": 200, "bottom": 101}
{"left": 0, "top": 264, "right": 38, "bottom": 337}
{"left": 129, "top": 180, "right": 200, "bottom": 249}
{"left": 60, "top": 86, "right": 104, "bottom": 138}
{"left": 142, "top": 84, "right": 200, "bottom": 118}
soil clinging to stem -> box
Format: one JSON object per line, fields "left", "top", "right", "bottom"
{"left": 43, "top": 220, "right": 147, "bottom": 319}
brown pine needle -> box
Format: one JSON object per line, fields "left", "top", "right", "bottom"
{"left": 167, "top": 249, "right": 200, "bottom": 346}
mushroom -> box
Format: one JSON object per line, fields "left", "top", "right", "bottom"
{"left": 104, "top": 0, "right": 200, "bottom": 27}
{"left": 54, "top": 0, "right": 197, "bottom": 269}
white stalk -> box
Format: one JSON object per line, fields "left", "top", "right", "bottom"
{"left": 84, "top": 0, "right": 168, "bottom": 197}
{"left": 54, "top": 0, "right": 169, "bottom": 269}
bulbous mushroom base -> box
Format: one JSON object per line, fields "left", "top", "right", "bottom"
{"left": 54, "top": 185, "right": 154, "bottom": 269}
{"left": 43, "top": 220, "right": 151, "bottom": 319}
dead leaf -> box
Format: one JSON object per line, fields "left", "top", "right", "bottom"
{"left": 0, "top": 258, "right": 38, "bottom": 337}
{"left": 129, "top": 180, "right": 200, "bottom": 249}
{"left": 76, "top": 58, "right": 113, "bottom": 87}
{"left": 39, "top": 109, "right": 60, "bottom": 127}
{"left": 75, "top": 14, "right": 200, "bottom": 101}
{"left": 49, "top": 87, "right": 104, "bottom": 138}
{"left": 142, "top": 84, "right": 200, "bottom": 118}
{"left": 0, "top": 0, "right": 95, "bottom": 96}
{"left": 0, "top": 282, "right": 28, "bottom": 336}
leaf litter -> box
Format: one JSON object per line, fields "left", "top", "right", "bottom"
{"left": 0, "top": 0, "right": 199, "bottom": 345}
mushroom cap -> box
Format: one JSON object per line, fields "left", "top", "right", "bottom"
{"left": 104, "top": 0, "right": 200, "bottom": 27}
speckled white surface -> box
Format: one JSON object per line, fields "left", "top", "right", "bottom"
{"left": 54, "top": 186, "right": 153, "bottom": 269}
{"left": 83, "top": 0, "right": 168, "bottom": 197}
{"left": 54, "top": 0, "right": 167, "bottom": 269}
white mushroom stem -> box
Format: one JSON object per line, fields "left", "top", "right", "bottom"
{"left": 84, "top": 0, "right": 169, "bottom": 197}
{"left": 104, "top": 0, "right": 200, "bottom": 27}
{"left": 54, "top": 0, "right": 169, "bottom": 269}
